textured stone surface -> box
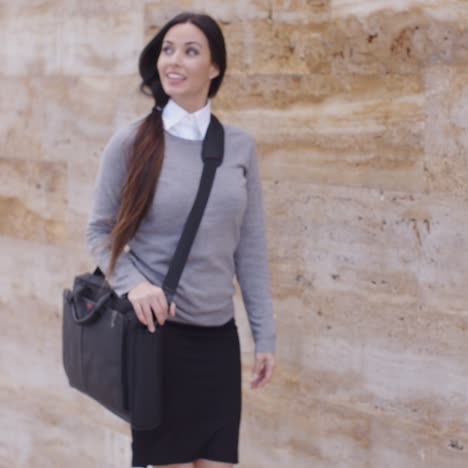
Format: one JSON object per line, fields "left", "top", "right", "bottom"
{"left": 0, "top": 159, "right": 67, "bottom": 242}
{"left": 0, "top": 76, "right": 150, "bottom": 162}
{"left": 2, "top": 0, "right": 468, "bottom": 467}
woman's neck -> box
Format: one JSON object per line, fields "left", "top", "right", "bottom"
{"left": 170, "top": 96, "right": 208, "bottom": 114}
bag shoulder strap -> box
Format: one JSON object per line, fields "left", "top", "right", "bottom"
{"left": 162, "top": 114, "right": 224, "bottom": 304}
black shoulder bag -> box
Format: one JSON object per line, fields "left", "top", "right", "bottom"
{"left": 62, "top": 114, "right": 224, "bottom": 431}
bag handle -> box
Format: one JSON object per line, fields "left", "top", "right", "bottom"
{"left": 65, "top": 286, "right": 113, "bottom": 325}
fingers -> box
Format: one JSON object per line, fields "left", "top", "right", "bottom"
{"left": 149, "top": 294, "right": 167, "bottom": 328}
{"left": 169, "top": 302, "right": 176, "bottom": 317}
{"left": 132, "top": 301, "right": 147, "bottom": 327}
{"left": 263, "top": 358, "right": 274, "bottom": 386}
{"left": 127, "top": 282, "right": 176, "bottom": 332}
{"left": 142, "top": 300, "right": 156, "bottom": 333}
{"left": 251, "top": 353, "right": 275, "bottom": 389}
{"left": 151, "top": 294, "right": 177, "bottom": 325}
{"left": 251, "top": 357, "right": 264, "bottom": 389}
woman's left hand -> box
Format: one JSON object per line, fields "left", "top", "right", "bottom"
{"left": 251, "top": 352, "right": 276, "bottom": 389}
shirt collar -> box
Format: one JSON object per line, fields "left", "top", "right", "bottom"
{"left": 162, "top": 98, "right": 211, "bottom": 140}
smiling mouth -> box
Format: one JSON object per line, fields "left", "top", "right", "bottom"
{"left": 167, "top": 73, "right": 186, "bottom": 80}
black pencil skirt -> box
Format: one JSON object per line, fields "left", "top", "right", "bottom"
{"left": 131, "top": 317, "right": 242, "bottom": 466}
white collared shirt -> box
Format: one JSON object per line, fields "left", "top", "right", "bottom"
{"left": 161, "top": 98, "right": 211, "bottom": 141}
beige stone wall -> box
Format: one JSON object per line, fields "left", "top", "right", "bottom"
{"left": 1, "top": 0, "right": 468, "bottom": 466}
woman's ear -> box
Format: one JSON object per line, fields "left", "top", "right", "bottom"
{"left": 209, "top": 63, "right": 220, "bottom": 80}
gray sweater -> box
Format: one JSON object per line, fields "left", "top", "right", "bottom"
{"left": 85, "top": 117, "right": 276, "bottom": 353}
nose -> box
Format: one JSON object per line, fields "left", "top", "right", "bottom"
{"left": 168, "top": 48, "right": 183, "bottom": 66}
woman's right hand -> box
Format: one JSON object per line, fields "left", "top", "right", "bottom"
{"left": 127, "top": 280, "right": 176, "bottom": 332}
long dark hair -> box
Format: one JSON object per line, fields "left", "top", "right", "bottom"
{"left": 106, "top": 12, "right": 227, "bottom": 279}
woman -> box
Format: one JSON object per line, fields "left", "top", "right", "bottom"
{"left": 86, "top": 12, "right": 276, "bottom": 468}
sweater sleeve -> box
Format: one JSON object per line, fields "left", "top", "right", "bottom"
{"left": 85, "top": 125, "right": 148, "bottom": 297}
{"left": 234, "top": 138, "right": 276, "bottom": 354}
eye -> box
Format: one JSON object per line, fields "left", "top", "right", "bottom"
{"left": 186, "top": 47, "right": 200, "bottom": 56}
{"left": 162, "top": 45, "right": 173, "bottom": 54}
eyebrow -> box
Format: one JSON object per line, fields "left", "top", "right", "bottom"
{"left": 162, "top": 40, "right": 202, "bottom": 47}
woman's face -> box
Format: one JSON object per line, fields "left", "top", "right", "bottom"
{"left": 157, "top": 22, "right": 220, "bottom": 112}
